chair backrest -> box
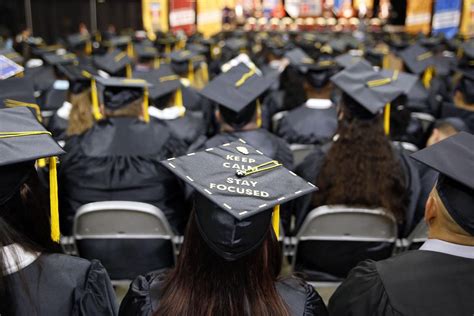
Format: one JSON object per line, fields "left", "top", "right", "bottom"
{"left": 271, "top": 110, "right": 287, "bottom": 132}
{"left": 297, "top": 205, "right": 398, "bottom": 242}
{"left": 73, "top": 201, "right": 174, "bottom": 240}
{"left": 290, "top": 144, "right": 316, "bottom": 166}
{"left": 392, "top": 141, "right": 419, "bottom": 154}
{"left": 406, "top": 219, "right": 428, "bottom": 249}
{"left": 411, "top": 112, "right": 435, "bottom": 133}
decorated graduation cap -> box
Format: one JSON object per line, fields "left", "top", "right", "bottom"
{"left": 411, "top": 132, "right": 474, "bottom": 236}
{"left": 0, "top": 48, "right": 24, "bottom": 65}
{"left": 0, "top": 55, "right": 24, "bottom": 79}
{"left": 398, "top": 43, "right": 435, "bottom": 75}
{"left": 199, "top": 63, "right": 272, "bottom": 128}
{"left": 42, "top": 52, "right": 78, "bottom": 66}
{"left": 0, "top": 107, "right": 65, "bottom": 242}
{"left": 379, "top": 69, "right": 418, "bottom": 95}
{"left": 331, "top": 60, "right": 406, "bottom": 134}
{"left": 93, "top": 49, "right": 133, "bottom": 77}
{"left": 92, "top": 76, "right": 151, "bottom": 122}
{"left": 161, "top": 139, "right": 317, "bottom": 260}
{"left": 133, "top": 64, "right": 182, "bottom": 109}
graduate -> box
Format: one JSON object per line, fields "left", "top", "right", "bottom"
{"left": 119, "top": 140, "right": 327, "bottom": 316}
{"left": 189, "top": 63, "right": 294, "bottom": 169}
{"left": 329, "top": 132, "right": 474, "bottom": 316}
{"left": 276, "top": 48, "right": 338, "bottom": 145}
{"left": 58, "top": 76, "right": 189, "bottom": 235}
{"left": 133, "top": 64, "right": 206, "bottom": 149}
{"left": 293, "top": 61, "right": 421, "bottom": 276}
{"left": 0, "top": 107, "right": 117, "bottom": 315}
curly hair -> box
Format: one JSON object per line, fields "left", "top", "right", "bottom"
{"left": 66, "top": 89, "right": 94, "bottom": 137}
{"left": 313, "top": 95, "right": 408, "bottom": 222}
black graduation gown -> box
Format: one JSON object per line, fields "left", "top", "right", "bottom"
{"left": 151, "top": 111, "right": 206, "bottom": 149}
{"left": 5, "top": 254, "right": 117, "bottom": 316}
{"left": 118, "top": 270, "right": 328, "bottom": 316}
{"left": 189, "top": 128, "right": 294, "bottom": 170}
{"left": 294, "top": 142, "right": 420, "bottom": 236}
{"left": 406, "top": 80, "right": 430, "bottom": 113}
{"left": 328, "top": 251, "right": 474, "bottom": 316}
{"left": 261, "top": 89, "right": 286, "bottom": 130}
{"left": 181, "top": 84, "right": 206, "bottom": 112}
{"left": 47, "top": 105, "right": 70, "bottom": 142}
{"left": 58, "top": 117, "right": 189, "bottom": 235}
{"left": 276, "top": 103, "right": 337, "bottom": 145}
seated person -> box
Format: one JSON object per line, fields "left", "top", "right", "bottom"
{"left": 134, "top": 64, "right": 206, "bottom": 149}
{"left": 329, "top": 132, "right": 474, "bottom": 316}
{"left": 0, "top": 107, "right": 117, "bottom": 315}
{"left": 276, "top": 48, "right": 338, "bottom": 145}
{"left": 189, "top": 63, "right": 293, "bottom": 169}
{"left": 293, "top": 62, "right": 421, "bottom": 277}
{"left": 59, "top": 77, "right": 188, "bottom": 235}
{"left": 119, "top": 141, "right": 327, "bottom": 316}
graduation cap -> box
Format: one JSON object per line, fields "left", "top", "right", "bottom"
{"left": 285, "top": 48, "right": 336, "bottom": 74}
{"left": 379, "top": 69, "right": 418, "bottom": 95}
{"left": 93, "top": 76, "right": 151, "bottom": 122}
{"left": 458, "top": 68, "right": 474, "bottom": 104}
{"left": 410, "top": 132, "right": 474, "bottom": 236}
{"left": 93, "top": 49, "right": 132, "bottom": 76}
{"left": 0, "top": 107, "right": 65, "bottom": 241}
{"left": 398, "top": 44, "right": 435, "bottom": 75}
{"left": 334, "top": 51, "right": 364, "bottom": 69}
{"left": 169, "top": 50, "right": 207, "bottom": 84}
{"left": 0, "top": 48, "right": 24, "bottom": 64}
{"left": 103, "top": 35, "right": 132, "bottom": 48}
{"left": 0, "top": 77, "right": 37, "bottom": 106}
{"left": 200, "top": 63, "right": 273, "bottom": 128}
{"left": 0, "top": 55, "right": 24, "bottom": 79}
{"left": 134, "top": 44, "right": 158, "bottom": 59}
{"left": 31, "top": 44, "right": 64, "bottom": 57}
{"left": 161, "top": 139, "right": 317, "bottom": 260}
{"left": 133, "top": 64, "right": 181, "bottom": 105}
{"left": 459, "top": 40, "right": 474, "bottom": 68}
{"left": 186, "top": 43, "right": 209, "bottom": 55}
{"left": 57, "top": 64, "right": 97, "bottom": 94}
{"left": 67, "top": 33, "right": 91, "bottom": 48}
{"left": 42, "top": 52, "right": 78, "bottom": 66}
{"left": 224, "top": 38, "right": 247, "bottom": 52}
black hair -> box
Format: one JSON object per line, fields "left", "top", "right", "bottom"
{"left": 219, "top": 101, "right": 257, "bottom": 129}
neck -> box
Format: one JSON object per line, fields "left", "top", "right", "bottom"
{"left": 306, "top": 86, "right": 331, "bottom": 100}
{"left": 221, "top": 121, "right": 259, "bottom": 133}
{"left": 429, "top": 229, "right": 474, "bottom": 247}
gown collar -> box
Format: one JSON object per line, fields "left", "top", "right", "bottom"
{"left": 420, "top": 239, "right": 474, "bottom": 259}
{"left": 305, "top": 98, "right": 333, "bottom": 109}
{"left": 1, "top": 243, "right": 40, "bottom": 275}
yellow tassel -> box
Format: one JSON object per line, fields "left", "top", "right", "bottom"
{"left": 91, "top": 78, "right": 103, "bottom": 121}
{"left": 384, "top": 103, "right": 390, "bottom": 135}
{"left": 4, "top": 99, "right": 42, "bottom": 122}
{"left": 188, "top": 60, "right": 195, "bottom": 85}
{"left": 382, "top": 54, "right": 390, "bottom": 69}
{"left": 422, "top": 66, "right": 434, "bottom": 89}
{"left": 127, "top": 42, "right": 134, "bottom": 58}
{"left": 201, "top": 62, "right": 209, "bottom": 85}
{"left": 143, "top": 87, "right": 150, "bottom": 122}
{"left": 85, "top": 41, "right": 92, "bottom": 55}
{"left": 256, "top": 99, "right": 262, "bottom": 128}
{"left": 37, "top": 158, "right": 47, "bottom": 168}
{"left": 49, "top": 157, "right": 60, "bottom": 242}
{"left": 272, "top": 205, "right": 280, "bottom": 238}
{"left": 126, "top": 64, "right": 132, "bottom": 79}
{"left": 154, "top": 57, "right": 160, "bottom": 69}
{"left": 165, "top": 44, "right": 171, "bottom": 55}
{"left": 174, "top": 88, "right": 185, "bottom": 117}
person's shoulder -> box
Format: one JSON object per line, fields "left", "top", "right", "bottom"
{"left": 39, "top": 253, "right": 92, "bottom": 271}
{"left": 277, "top": 277, "right": 328, "bottom": 316}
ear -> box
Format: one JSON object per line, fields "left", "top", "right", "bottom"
{"left": 424, "top": 193, "right": 437, "bottom": 226}
{"left": 215, "top": 109, "right": 222, "bottom": 123}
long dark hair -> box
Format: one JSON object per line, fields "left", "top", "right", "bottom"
{"left": 0, "top": 170, "right": 60, "bottom": 314}
{"left": 313, "top": 95, "right": 408, "bottom": 222}
{"left": 156, "top": 210, "right": 290, "bottom": 316}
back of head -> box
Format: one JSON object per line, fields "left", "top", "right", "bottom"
{"left": 314, "top": 93, "right": 408, "bottom": 222}
{"left": 218, "top": 101, "right": 257, "bottom": 130}
{"left": 156, "top": 209, "right": 289, "bottom": 316}
{"left": 103, "top": 96, "right": 144, "bottom": 118}
{"left": 66, "top": 88, "right": 94, "bottom": 136}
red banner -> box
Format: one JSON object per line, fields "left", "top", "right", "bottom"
{"left": 169, "top": 0, "right": 196, "bottom": 34}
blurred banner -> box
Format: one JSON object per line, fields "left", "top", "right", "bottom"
{"left": 405, "top": 0, "right": 433, "bottom": 34}
{"left": 285, "top": 0, "right": 322, "bottom": 17}
{"left": 142, "top": 0, "right": 169, "bottom": 38}
{"left": 459, "top": 0, "right": 474, "bottom": 37}
{"left": 197, "top": 0, "right": 223, "bottom": 37}
{"left": 432, "top": 0, "right": 461, "bottom": 38}
{"left": 169, "top": 0, "right": 196, "bottom": 34}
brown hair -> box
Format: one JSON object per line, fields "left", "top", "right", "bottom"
{"left": 66, "top": 89, "right": 94, "bottom": 136}
{"left": 313, "top": 98, "right": 408, "bottom": 222}
{"left": 155, "top": 210, "right": 290, "bottom": 316}
{"left": 103, "top": 97, "right": 144, "bottom": 118}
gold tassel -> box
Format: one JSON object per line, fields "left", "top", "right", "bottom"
{"left": 174, "top": 88, "right": 185, "bottom": 117}
{"left": 4, "top": 99, "right": 42, "bottom": 122}
{"left": 127, "top": 42, "right": 134, "bottom": 58}
{"left": 91, "top": 78, "right": 103, "bottom": 120}
{"left": 422, "top": 66, "right": 434, "bottom": 89}
{"left": 143, "top": 87, "right": 150, "bottom": 122}
{"left": 382, "top": 54, "right": 390, "bottom": 69}
{"left": 165, "top": 44, "right": 171, "bottom": 55}
{"left": 201, "top": 62, "right": 209, "bottom": 85}
{"left": 384, "top": 103, "right": 391, "bottom": 135}
{"left": 85, "top": 41, "right": 92, "bottom": 55}
{"left": 154, "top": 57, "right": 160, "bottom": 69}
{"left": 49, "top": 157, "right": 60, "bottom": 242}
{"left": 272, "top": 205, "right": 280, "bottom": 238}
{"left": 188, "top": 60, "right": 195, "bottom": 85}
{"left": 256, "top": 99, "right": 262, "bottom": 128}
{"left": 126, "top": 64, "right": 132, "bottom": 79}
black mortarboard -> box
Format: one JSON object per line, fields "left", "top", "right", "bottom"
{"left": 285, "top": 48, "right": 315, "bottom": 73}
{"left": 0, "top": 48, "right": 24, "bottom": 64}
{"left": 379, "top": 69, "right": 418, "bottom": 95}
{"left": 199, "top": 63, "right": 273, "bottom": 113}
{"left": 334, "top": 52, "right": 364, "bottom": 69}
{"left": 0, "top": 77, "right": 36, "bottom": 106}
{"left": 458, "top": 68, "right": 474, "bottom": 104}
{"left": 134, "top": 44, "right": 158, "bottom": 59}
{"left": 398, "top": 44, "right": 435, "bottom": 75}
{"left": 224, "top": 38, "right": 247, "bottom": 52}
{"left": 57, "top": 64, "right": 97, "bottom": 94}
{"left": 93, "top": 49, "right": 132, "bottom": 75}
{"left": 186, "top": 43, "right": 209, "bottom": 55}
{"left": 67, "top": 33, "right": 91, "bottom": 48}
{"left": 42, "top": 52, "right": 78, "bottom": 66}
{"left": 103, "top": 35, "right": 132, "bottom": 48}
{"left": 161, "top": 139, "right": 317, "bottom": 260}
{"left": 95, "top": 76, "right": 150, "bottom": 110}
{"left": 0, "top": 55, "right": 24, "bottom": 79}
{"left": 411, "top": 132, "right": 474, "bottom": 236}
{"left": 0, "top": 107, "right": 65, "bottom": 241}
{"left": 133, "top": 64, "right": 180, "bottom": 102}
{"left": 331, "top": 60, "right": 404, "bottom": 115}
{"left": 169, "top": 50, "right": 205, "bottom": 75}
